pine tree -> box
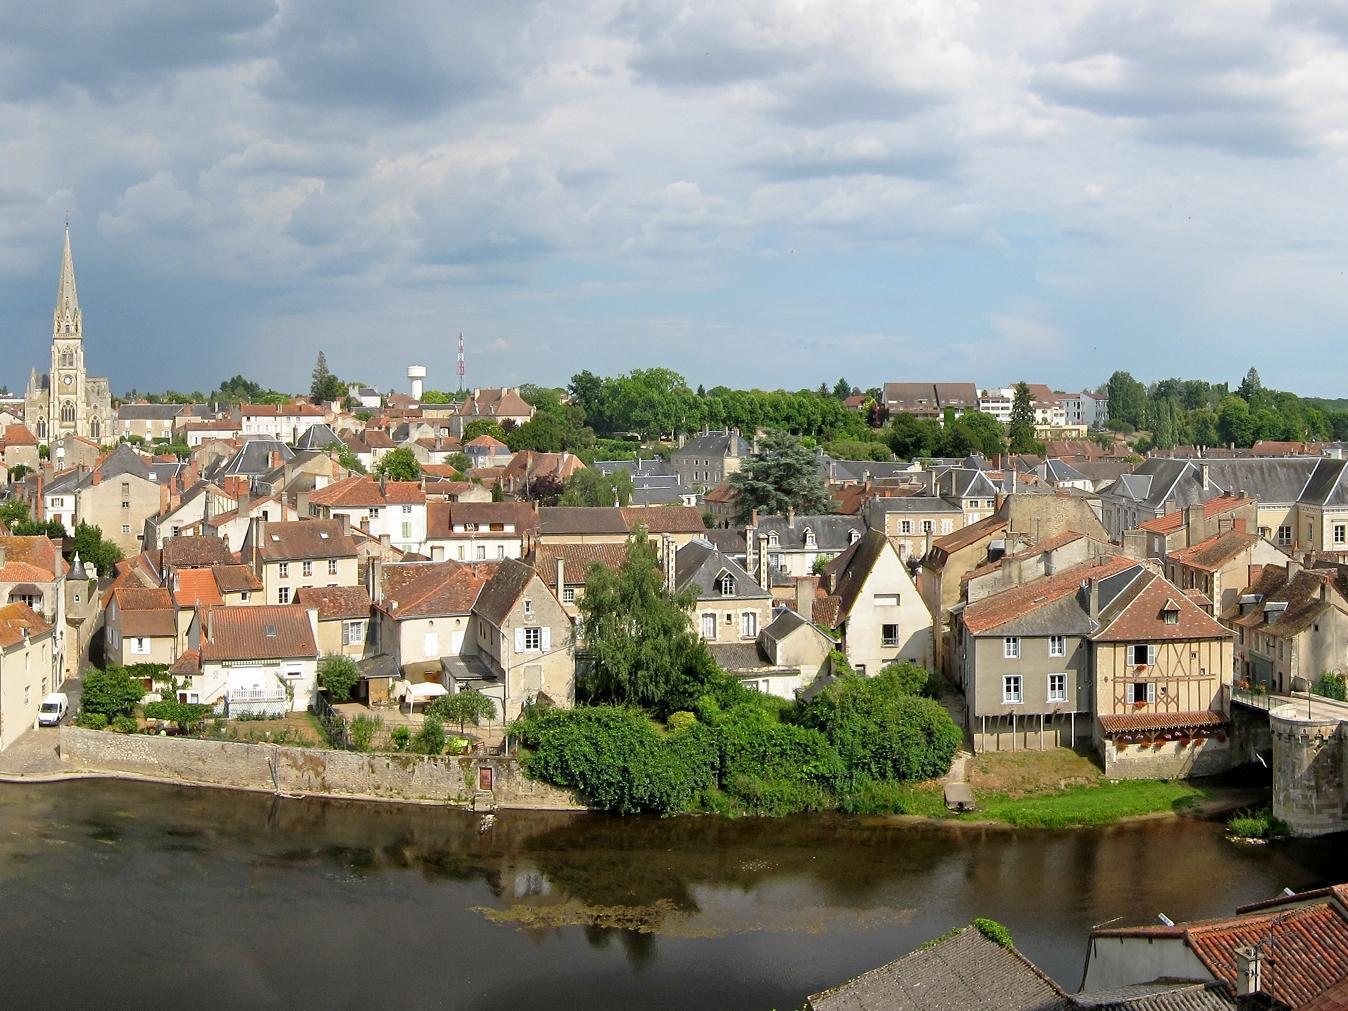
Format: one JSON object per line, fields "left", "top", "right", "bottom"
{"left": 310, "top": 351, "right": 345, "bottom": 403}
{"left": 730, "top": 431, "right": 832, "bottom": 522}
{"left": 1007, "top": 382, "right": 1039, "bottom": 454}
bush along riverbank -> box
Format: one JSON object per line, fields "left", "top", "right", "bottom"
{"left": 517, "top": 655, "right": 961, "bottom": 817}
{"left": 1227, "top": 807, "right": 1290, "bottom": 843}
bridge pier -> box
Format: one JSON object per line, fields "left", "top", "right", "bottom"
{"left": 1269, "top": 705, "right": 1348, "bottom": 837}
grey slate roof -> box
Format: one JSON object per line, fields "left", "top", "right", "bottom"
{"left": 592, "top": 457, "right": 673, "bottom": 478}
{"left": 472, "top": 558, "right": 538, "bottom": 627}
{"left": 118, "top": 403, "right": 190, "bottom": 421}
{"left": 1299, "top": 457, "right": 1348, "bottom": 506}
{"left": 821, "top": 459, "right": 917, "bottom": 483}
{"left": 1044, "top": 459, "right": 1090, "bottom": 483}
{"left": 673, "top": 539, "right": 771, "bottom": 600}
{"left": 753, "top": 514, "right": 864, "bottom": 551}
{"left": 706, "top": 641, "right": 775, "bottom": 671}
{"left": 761, "top": 607, "right": 811, "bottom": 642}
{"left": 210, "top": 439, "right": 296, "bottom": 478}
{"left": 866, "top": 496, "right": 963, "bottom": 514}
{"left": 807, "top": 925, "right": 1067, "bottom": 1010}
{"left": 671, "top": 430, "right": 751, "bottom": 461}
{"left": 294, "top": 423, "right": 344, "bottom": 451}
{"left": 538, "top": 507, "right": 629, "bottom": 536}
{"left": 1069, "top": 981, "right": 1232, "bottom": 1009}
{"left": 97, "top": 443, "right": 151, "bottom": 481}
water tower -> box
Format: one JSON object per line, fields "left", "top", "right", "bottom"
{"left": 407, "top": 365, "right": 427, "bottom": 401}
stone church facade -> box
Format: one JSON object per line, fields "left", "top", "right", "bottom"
{"left": 24, "top": 228, "right": 114, "bottom": 445}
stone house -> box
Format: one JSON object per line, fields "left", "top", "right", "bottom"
{"left": 370, "top": 560, "right": 496, "bottom": 681}
{"left": 307, "top": 476, "right": 428, "bottom": 556}
{"left": 1136, "top": 495, "right": 1257, "bottom": 560}
{"left": 1164, "top": 524, "right": 1287, "bottom": 616}
{"left": 528, "top": 542, "right": 629, "bottom": 623}
{"left": 449, "top": 387, "right": 535, "bottom": 437}
{"left": 958, "top": 554, "right": 1137, "bottom": 752}
{"left": 1224, "top": 561, "right": 1348, "bottom": 694}
{"left": 817, "top": 529, "right": 933, "bottom": 676}
{"left": 710, "top": 606, "right": 835, "bottom": 700}
{"left": 240, "top": 518, "right": 361, "bottom": 605}
{"left": 468, "top": 559, "right": 574, "bottom": 721}
{"left": 865, "top": 496, "right": 965, "bottom": 559}
{"left": 670, "top": 429, "right": 752, "bottom": 492}
{"left": 117, "top": 403, "right": 190, "bottom": 443}
{"left": 920, "top": 514, "right": 1013, "bottom": 675}
{"left": 0, "top": 534, "right": 73, "bottom": 677}
{"left": 76, "top": 444, "right": 166, "bottom": 555}
{"left": 1091, "top": 568, "right": 1234, "bottom": 779}
{"left": 172, "top": 604, "right": 320, "bottom": 715}
{"left": 675, "top": 539, "right": 775, "bottom": 646}
{"left": 0, "top": 603, "right": 57, "bottom": 751}
{"left": 104, "top": 586, "right": 179, "bottom": 667}
{"left": 424, "top": 501, "right": 537, "bottom": 563}
{"left": 294, "top": 586, "right": 372, "bottom": 660}
{"left": 236, "top": 403, "right": 326, "bottom": 443}
{"left": 744, "top": 514, "right": 864, "bottom": 578}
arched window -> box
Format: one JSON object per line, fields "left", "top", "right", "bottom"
{"left": 90, "top": 417, "right": 100, "bottom": 439}
{"left": 60, "top": 401, "right": 75, "bottom": 424}
{"left": 36, "top": 418, "right": 46, "bottom": 439}
{"left": 60, "top": 349, "right": 74, "bottom": 368}
{"left": 718, "top": 574, "right": 735, "bottom": 597}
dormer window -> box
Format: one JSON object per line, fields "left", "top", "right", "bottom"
{"left": 1162, "top": 599, "right": 1180, "bottom": 625}
{"left": 718, "top": 574, "right": 735, "bottom": 597}
{"left": 848, "top": 529, "right": 861, "bottom": 544}
{"left": 803, "top": 528, "right": 816, "bottom": 549}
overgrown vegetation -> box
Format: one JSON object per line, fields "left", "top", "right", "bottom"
{"left": 318, "top": 655, "right": 360, "bottom": 703}
{"left": 80, "top": 666, "right": 153, "bottom": 719}
{"left": 1227, "top": 808, "right": 1290, "bottom": 841}
{"left": 1314, "top": 673, "right": 1346, "bottom": 702}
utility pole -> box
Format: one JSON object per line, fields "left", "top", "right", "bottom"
{"left": 457, "top": 332, "right": 466, "bottom": 396}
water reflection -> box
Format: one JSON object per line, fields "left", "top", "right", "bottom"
{"left": 0, "top": 780, "right": 1342, "bottom": 1011}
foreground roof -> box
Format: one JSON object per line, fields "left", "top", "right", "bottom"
{"left": 201, "top": 605, "right": 318, "bottom": 661}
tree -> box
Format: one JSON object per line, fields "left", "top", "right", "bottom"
{"left": 560, "top": 468, "right": 633, "bottom": 507}
{"left": 832, "top": 378, "right": 852, "bottom": 400}
{"left": 887, "top": 412, "right": 940, "bottom": 459}
{"left": 937, "top": 411, "right": 1004, "bottom": 458}
{"left": 446, "top": 452, "right": 472, "bottom": 474}
{"left": 462, "top": 419, "right": 507, "bottom": 443}
{"left": 1238, "top": 367, "right": 1263, "bottom": 403}
{"left": 7, "top": 464, "right": 31, "bottom": 483}
{"left": 375, "top": 447, "right": 421, "bottom": 481}
{"left": 318, "top": 654, "right": 360, "bottom": 703}
{"left": 0, "top": 499, "right": 30, "bottom": 530}
{"left": 72, "top": 522, "right": 123, "bottom": 575}
{"left": 1007, "top": 382, "right": 1039, "bottom": 454}
{"left": 310, "top": 351, "right": 345, "bottom": 403}
{"left": 729, "top": 431, "right": 831, "bottom": 523}
{"left": 414, "top": 716, "right": 446, "bottom": 755}
{"left": 335, "top": 445, "right": 367, "bottom": 474}
{"left": 419, "top": 390, "right": 452, "bottom": 405}
{"left": 579, "top": 534, "right": 703, "bottom": 712}
{"left": 143, "top": 699, "right": 213, "bottom": 733}
{"left": 1105, "top": 371, "right": 1148, "bottom": 430}
{"left": 1216, "top": 395, "right": 1255, "bottom": 448}
{"left": 81, "top": 667, "right": 146, "bottom": 718}
{"left": 427, "top": 691, "right": 497, "bottom": 733}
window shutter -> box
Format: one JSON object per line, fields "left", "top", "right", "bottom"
{"left": 514, "top": 628, "right": 525, "bottom": 653}
{"left": 1146, "top": 644, "right": 1156, "bottom": 666}
{"left": 541, "top": 628, "right": 551, "bottom": 651}
{"left": 1126, "top": 683, "right": 1136, "bottom": 704}
{"left": 1147, "top": 683, "right": 1156, "bottom": 704}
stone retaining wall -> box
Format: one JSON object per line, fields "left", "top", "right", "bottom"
{"left": 1269, "top": 709, "right": 1346, "bottom": 837}
{"left": 58, "top": 726, "right": 580, "bottom": 810}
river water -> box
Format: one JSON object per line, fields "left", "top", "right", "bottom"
{"left": 0, "top": 781, "right": 1339, "bottom": 1009}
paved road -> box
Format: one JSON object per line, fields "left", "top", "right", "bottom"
{"left": 0, "top": 672, "right": 85, "bottom": 777}
{"left": 1244, "top": 691, "right": 1348, "bottom": 724}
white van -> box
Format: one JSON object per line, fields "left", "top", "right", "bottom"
{"left": 37, "top": 693, "right": 68, "bottom": 727}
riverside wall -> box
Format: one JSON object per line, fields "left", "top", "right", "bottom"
{"left": 57, "top": 727, "right": 581, "bottom": 810}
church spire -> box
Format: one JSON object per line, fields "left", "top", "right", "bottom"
{"left": 53, "top": 225, "right": 81, "bottom": 339}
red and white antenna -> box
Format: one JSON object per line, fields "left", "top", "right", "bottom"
{"left": 456, "top": 332, "right": 466, "bottom": 394}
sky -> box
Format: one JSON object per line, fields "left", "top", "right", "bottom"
{"left": 2, "top": 0, "right": 1348, "bottom": 399}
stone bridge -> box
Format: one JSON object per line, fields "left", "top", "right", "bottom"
{"left": 1232, "top": 690, "right": 1348, "bottom": 837}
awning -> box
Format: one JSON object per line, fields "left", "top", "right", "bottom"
{"left": 404, "top": 681, "right": 448, "bottom": 700}
{"left": 1098, "top": 710, "right": 1227, "bottom": 735}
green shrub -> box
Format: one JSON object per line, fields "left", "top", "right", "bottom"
{"left": 1314, "top": 673, "right": 1347, "bottom": 702}
{"left": 76, "top": 711, "right": 108, "bottom": 730}
{"left": 839, "top": 777, "right": 940, "bottom": 815}
{"left": 350, "top": 715, "right": 383, "bottom": 753}
{"left": 143, "top": 700, "right": 214, "bottom": 733}
{"left": 875, "top": 660, "right": 940, "bottom": 699}
{"left": 797, "top": 672, "right": 961, "bottom": 785}
{"left": 414, "top": 717, "right": 446, "bottom": 755}
{"left": 519, "top": 706, "right": 716, "bottom": 815}
{"left": 318, "top": 655, "right": 360, "bottom": 703}
{"left": 722, "top": 775, "right": 832, "bottom": 816}
{"left": 81, "top": 667, "right": 147, "bottom": 718}
{"left": 390, "top": 726, "right": 411, "bottom": 751}
{"left": 974, "top": 918, "right": 1013, "bottom": 948}
{"left": 111, "top": 715, "right": 138, "bottom": 734}
{"left": 666, "top": 710, "right": 697, "bottom": 734}
{"left": 1227, "top": 808, "right": 1290, "bottom": 840}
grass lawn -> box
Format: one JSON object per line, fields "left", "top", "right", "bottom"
{"left": 874, "top": 748, "right": 1212, "bottom": 828}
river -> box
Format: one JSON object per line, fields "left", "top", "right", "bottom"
{"left": 0, "top": 780, "right": 1339, "bottom": 1009}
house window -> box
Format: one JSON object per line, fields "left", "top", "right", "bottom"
{"left": 341, "top": 620, "right": 366, "bottom": 646}
{"left": 130, "top": 637, "right": 150, "bottom": 656}
{"left": 497, "top": 545, "right": 505, "bottom": 559}
{"left": 941, "top": 520, "right": 953, "bottom": 534}
{"left": 1049, "top": 635, "right": 1066, "bottom": 657}
{"left": 1277, "top": 525, "right": 1292, "bottom": 546}
{"left": 402, "top": 505, "right": 412, "bottom": 514}
{"left": 718, "top": 575, "right": 735, "bottom": 597}
{"left": 277, "top": 587, "right": 290, "bottom": 604}
{"left": 1003, "top": 637, "right": 1020, "bottom": 659}
{"left": 401, "top": 522, "right": 412, "bottom": 539}
{"left": 523, "top": 598, "right": 533, "bottom": 617}
{"left": 121, "top": 525, "right": 130, "bottom": 534}
{"left": 240, "top": 592, "right": 251, "bottom": 602}
{"left": 741, "top": 612, "right": 757, "bottom": 638}
{"left": 882, "top": 623, "right": 899, "bottom": 647}
{"left": 328, "top": 559, "right": 338, "bottom": 575}
{"left": 523, "top": 627, "right": 542, "bottom": 651}
{"left": 121, "top": 501, "right": 130, "bottom": 510}
{"left": 874, "top": 594, "right": 899, "bottom": 606}
{"left": 922, "top": 520, "right": 933, "bottom": 533}
{"left": 1130, "top": 643, "right": 1155, "bottom": 666}
{"left": 1163, "top": 606, "right": 1179, "bottom": 625}
{"left": 701, "top": 613, "right": 716, "bottom": 639}
{"left": 302, "top": 561, "right": 313, "bottom": 577}
{"left": 562, "top": 588, "right": 575, "bottom": 604}
{"left": 476, "top": 546, "right": 486, "bottom": 560}
{"left": 278, "top": 562, "right": 289, "bottom": 578}
{"left": 900, "top": 520, "right": 912, "bottom": 534}
{"left": 1127, "top": 682, "right": 1156, "bottom": 705}
{"left": 1336, "top": 524, "right": 1347, "bottom": 546}
{"left": 1047, "top": 673, "right": 1067, "bottom": 703}
{"left": 1002, "top": 675, "right": 1023, "bottom": 704}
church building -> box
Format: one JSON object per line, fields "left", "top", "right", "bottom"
{"left": 24, "top": 228, "right": 114, "bottom": 444}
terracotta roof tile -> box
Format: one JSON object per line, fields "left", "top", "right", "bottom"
{"left": 172, "top": 569, "right": 223, "bottom": 609}
{"left": 294, "top": 585, "right": 371, "bottom": 620}
{"left": 1098, "top": 709, "right": 1227, "bottom": 734}
{"left": 1167, "top": 528, "right": 1261, "bottom": 572}
{"left": 201, "top": 605, "right": 318, "bottom": 661}
{"left": 253, "top": 520, "right": 358, "bottom": 561}
{"left": 1093, "top": 570, "right": 1232, "bottom": 642}
{"left": 162, "top": 535, "right": 235, "bottom": 569}
{"left": 1138, "top": 495, "right": 1253, "bottom": 534}
{"left": 378, "top": 560, "right": 496, "bottom": 618}
{"left": 620, "top": 505, "right": 705, "bottom": 534}
{"left": 309, "top": 476, "right": 426, "bottom": 507}
{"left": 212, "top": 563, "right": 263, "bottom": 592}
{"left": 531, "top": 543, "right": 630, "bottom": 587}
{"left": 963, "top": 555, "right": 1137, "bottom": 636}
{"left": 0, "top": 602, "right": 51, "bottom": 648}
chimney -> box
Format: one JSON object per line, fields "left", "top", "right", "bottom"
{"left": 1287, "top": 557, "right": 1303, "bottom": 581}
{"left": 370, "top": 557, "right": 384, "bottom": 604}
{"left": 0, "top": 544, "right": 7, "bottom": 568}
{"left": 745, "top": 520, "right": 757, "bottom": 575}
{"left": 757, "top": 533, "right": 771, "bottom": 590}
{"left": 336, "top": 512, "right": 349, "bottom": 535}
{"left": 1121, "top": 529, "right": 1147, "bottom": 561}
{"left": 662, "top": 534, "right": 676, "bottom": 592}
{"left": 1234, "top": 946, "right": 1262, "bottom": 997}
{"left": 1197, "top": 461, "right": 1209, "bottom": 489}
{"left": 1184, "top": 504, "right": 1206, "bottom": 547}
{"left": 249, "top": 515, "right": 265, "bottom": 567}
{"left": 1089, "top": 577, "right": 1100, "bottom": 619}
{"left": 555, "top": 556, "right": 565, "bottom": 598}
{"left": 795, "top": 574, "right": 819, "bottom": 617}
